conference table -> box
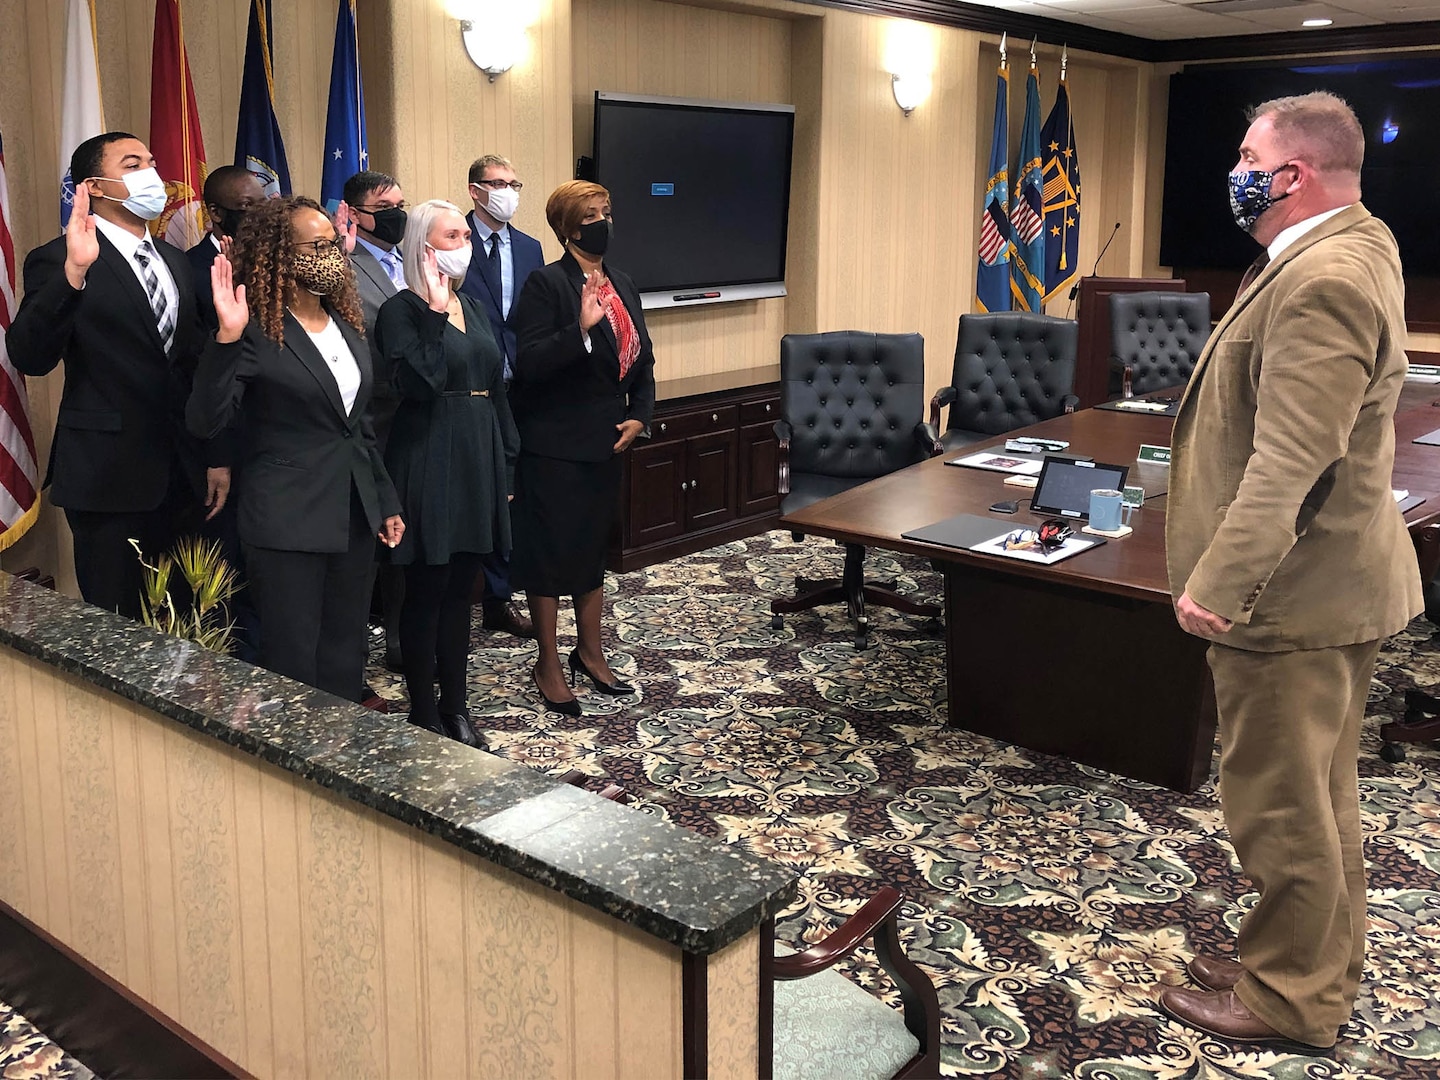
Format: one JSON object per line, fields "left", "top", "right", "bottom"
{"left": 780, "top": 396, "right": 1440, "bottom": 794}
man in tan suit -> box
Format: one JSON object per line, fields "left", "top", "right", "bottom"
{"left": 1162, "top": 92, "right": 1422, "bottom": 1052}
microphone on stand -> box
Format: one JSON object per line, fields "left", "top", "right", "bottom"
{"left": 1069, "top": 221, "right": 1123, "bottom": 302}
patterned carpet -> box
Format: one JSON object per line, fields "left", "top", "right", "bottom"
{"left": 0, "top": 1007, "right": 92, "bottom": 1080}
{"left": 363, "top": 530, "right": 1440, "bottom": 1080}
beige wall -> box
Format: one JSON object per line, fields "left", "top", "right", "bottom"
{"left": 0, "top": 644, "right": 763, "bottom": 1078}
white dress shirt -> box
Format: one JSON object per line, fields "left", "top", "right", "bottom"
{"left": 93, "top": 215, "right": 180, "bottom": 328}
{"left": 1267, "top": 205, "right": 1352, "bottom": 263}
{"left": 301, "top": 315, "right": 362, "bottom": 416}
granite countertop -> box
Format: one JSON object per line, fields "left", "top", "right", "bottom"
{"left": 0, "top": 572, "right": 796, "bottom": 954}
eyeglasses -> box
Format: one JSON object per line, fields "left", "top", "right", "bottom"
{"left": 472, "top": 179, "right": 524, "bottom": 191}
{"left": 291, "top": 237, "right": 345, "bottom": 256}
{"left": 354, "top": 201, "right": 407, "bottom": 213}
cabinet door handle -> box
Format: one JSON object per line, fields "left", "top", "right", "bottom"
{"left": 765, "top": 403, "right": 772, "bottom": 412}
{"left": 680, "top": 480, "right": 689, "bottom": 491}
{"left": 659, "top": 422, "right": 667, "bottom": 433}
{"left": 712, "top": 413, "right": 719, "bottom": 422}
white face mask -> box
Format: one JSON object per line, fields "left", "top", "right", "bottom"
{"left": 431, "top": 242, "right": 473, "bottom": 281}
{"left": 484, "top": 185, "right": 519, "bottom": 223}
{"left": 93, "top": 167, "right": 168, "bottom": 221}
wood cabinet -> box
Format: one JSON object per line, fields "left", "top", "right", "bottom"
{"left": 609, "top": 367, "right": 781, "bottom": 572}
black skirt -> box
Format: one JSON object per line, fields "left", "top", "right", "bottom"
{"left": 509, "top": 452, "right": 622, "bottom": 597}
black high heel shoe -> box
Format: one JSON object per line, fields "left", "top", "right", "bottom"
{"left": 568, "top": 649, "right": 635, "bottom": 696}
{"left": 532, "top": 668, "right": 582, "bottom": 717}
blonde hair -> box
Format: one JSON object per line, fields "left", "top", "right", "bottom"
{"left": 1248, "top": 92, "right": 1364, "bottom": 178}
{"left": 401, "top": 199, "right": 468, "bottom": 293}
{"left": 468, "top": 155, "right": 513, "bottom": 184}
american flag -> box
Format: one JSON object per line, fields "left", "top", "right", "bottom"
{"left": 0, "top": 132, "right": 40, "bottom": 552}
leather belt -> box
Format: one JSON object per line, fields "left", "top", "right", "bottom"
{"left": 441, "top": 390, "right": 490, "bottom": 397}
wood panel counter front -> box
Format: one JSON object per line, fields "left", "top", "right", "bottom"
{"left": 0, "top": 574, "right": 795, "bottom": 1079}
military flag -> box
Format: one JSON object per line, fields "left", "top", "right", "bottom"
{"left": 235, "top": 0, "right": 290, "bottom": 196}
{"left": 1041, "top": 74, "right": 1081, "bottom": 304}
{"left": 149, "top": 0, "right": 209, "bottom": 248}
{"left": 975, "top": 52, "right": 1011, "bottom": 313}
{"left": 320, "top": 0, "right": 367, "bottom": 212}
{"left": 1009, "top": 60, "right": 1045, "bottom": 312}
{"left": 59, "top": 0, "right": 104, "bottom": 228}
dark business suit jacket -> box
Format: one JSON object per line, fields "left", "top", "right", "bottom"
{"left": 511, "top": 252, "right": 656, "bottom": 462}
{"left": 186, "top": 235, "right": 221, "bottom": 331}
{"left": 350, "top": 243, "right": 402, "bottom": 448}
{"left": 186, "top": 309, "right": 400, "bottom": 553}
{"left": 458, "top": 214, "right": 544, "bottom": 376}
{"left": 9, "top": 230, "right": 206, "bottom": 512}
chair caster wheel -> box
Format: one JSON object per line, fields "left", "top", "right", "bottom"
{"left": 853, "top": 631, "right": 870, "bottom": 650}
{"left": 1380, "top": 742, "right": 1407, "bottom": 764}
{"left": 770, "top": 614, "right": 783, "bottom": 630}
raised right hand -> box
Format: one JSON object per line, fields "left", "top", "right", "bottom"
{"left": 579, "top": 270, "right": 604, "bottom": 331}
{"left": 210, "top": 253, "right": 249, "bottom": 343}
{"left": 335, "top": 201, "right": 359, "bottom": 255}
{"left": 63, "top": 183, "right": 100, "bottom": 288}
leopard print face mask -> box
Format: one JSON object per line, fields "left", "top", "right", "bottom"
{"left": 292, "top": 248, "right": 350, "bottom": 296}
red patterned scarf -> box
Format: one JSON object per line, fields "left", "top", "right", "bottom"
{"left": 597, "top": 278, "right": 641, "bottom": 380}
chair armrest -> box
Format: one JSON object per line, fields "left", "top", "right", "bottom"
{"left": 916, "top": 422, "right": 943, "bottom": 458}
{"left": 1061, "top": 394, "right": 1080, "bottom": 415}
{"left": 772, "top": 886, "right": 903, "bottom": 980}
{"left": 928, "top": 386, "right": 956, "bottom": 435}
{"left": 774, "top": 418, "right": 792, "bottom": 497}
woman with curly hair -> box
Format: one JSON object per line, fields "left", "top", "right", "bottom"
{"left": 186, "top": 195, "right": 404, "bottom": 701}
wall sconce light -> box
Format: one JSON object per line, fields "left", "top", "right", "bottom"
{"left": 461, "top": 18, "right": 524, "bottom": 81}
{"left": 891, "top": 73, "right": 931, "bottom": 116}
{"left": 883, "top": 21, "right": 935, "bottom": 117}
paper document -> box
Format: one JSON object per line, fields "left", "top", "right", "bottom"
{"left": 949, "top": 452, "right": 1045, "bottom": 476}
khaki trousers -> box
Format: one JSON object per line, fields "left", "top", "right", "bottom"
{"left": 1207, "top": 638, "right": 1381, "bottom": 1049}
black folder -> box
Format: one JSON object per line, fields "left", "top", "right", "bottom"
{"left": 902, "top": 513, "right": 1013, "bottom": 550}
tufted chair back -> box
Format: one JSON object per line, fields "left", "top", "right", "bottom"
{"left": 944, "top": 313, "right": 1078, "bottom": 443}
{"left": 1108, "top": 291, "right": 1212, "bottom": 396}
{"left": 781, "top": 332, "right": 927, "bottom": 482}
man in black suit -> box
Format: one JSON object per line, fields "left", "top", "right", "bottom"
{"left": 338, "top": 169, "right": 407, "bottom": 671}
{"left": 10, "top": 132, "right": 217, "bottom": 618}
{"left": 187, "top": 164, "right": 265, "bottom": 332}
{"left": 458, "top": 153, "right": 542, "bottom": 640}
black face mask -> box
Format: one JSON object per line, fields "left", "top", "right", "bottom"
{"left": 366, "top": 206, "right": 407, "bottom": 246}
{"left": 214, "top": 206, "right": 247, "bottom": 238}
{"left": 573, "top": 218, "right": 612, "bottom": 256}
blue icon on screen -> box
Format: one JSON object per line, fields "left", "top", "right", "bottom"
{"left": 650, "top": 183, "right": 675, "bottom": 196}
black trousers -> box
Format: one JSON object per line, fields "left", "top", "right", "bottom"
{"left": 65, "top": 473, "right": 200, "bottom": 620}
{"left": 400, "top": 553, "right": 483, "bottom": 726}
{"left": 243, "top": 498, "right": 375, "bottom": 702}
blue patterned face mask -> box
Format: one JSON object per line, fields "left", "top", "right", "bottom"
{"left": 1227, "top": 165, "right": 1293, "bottom": 233}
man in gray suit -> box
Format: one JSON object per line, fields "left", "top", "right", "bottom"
{"left": 340, "top": 170, "right": 407, "bottom": 672}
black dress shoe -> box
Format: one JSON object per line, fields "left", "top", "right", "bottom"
{"left": 532, "top": 669, "right": 581, "bottom": 717}
{"left": 441, "top": 711, "right": 480, "bottom": 747}
{"left": 483, "top": 600, "right": 535, "bottom": 639}
{"left": 407, "top": 713, "right": 446, "bottom": 736}
{"left": 568, "top": 649, "right": 635, "bottom": 696}
{"left": 384, "top": 644, "right": 404, "bottom": 673}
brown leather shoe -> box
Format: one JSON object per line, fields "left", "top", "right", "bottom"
{"left": 1158, "top": 987, "right": 1334, "bottom": 1055}
{"left": 1188, "top": 954, "right": 1244, "bottom": 992}
{"left": 482, "top": 600, "right": 535, "bottom": 639}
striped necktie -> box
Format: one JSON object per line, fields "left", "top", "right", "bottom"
{"left": 134, "top": 242, "right": 176, "bottom": 354}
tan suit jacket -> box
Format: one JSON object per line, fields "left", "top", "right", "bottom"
{"left": 1167, "top": 203, "right": 1422, "bottom": 652}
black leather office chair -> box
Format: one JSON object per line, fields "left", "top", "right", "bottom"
{"left": 1108, "top": 291, "right": 1212, "bottom": 397}
{"left": 925, "top": 313, "right": 1079, "bottom": 454}
{"left": 772, "top": 331, "right": 940, "bottom": 649}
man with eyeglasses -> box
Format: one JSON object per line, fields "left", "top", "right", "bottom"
{"left": 458, "top": 153, "right": 542, "bottom": 640}
{"left": 339, "top": 170, "right": 408, "bottom": 672}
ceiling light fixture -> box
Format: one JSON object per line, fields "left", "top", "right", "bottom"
{"left": 1301, "top": 16, "right": 1333, "bottom": 26}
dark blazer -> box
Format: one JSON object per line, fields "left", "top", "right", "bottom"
{"left": 185, "top": 309, "right": 401, "bottom": 553}
{"left": 458, "top": 214, "right": 544, "bottom": 376}
{"left": 186, "top": 235, "right": 221, "bottom": 331}
{"left": 510, "top": 252, "right": 656, "bottom": 463}
{"left": 9, "top": 230, "right": 206, "bottom": 513}
{"left": 350, "top": 242, "right": 402, "bottom": 447}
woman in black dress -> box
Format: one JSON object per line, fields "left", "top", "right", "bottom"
{"left": 187, "top": 196, "right": 404, "bottom": 700}
{"left": 376, "top": 199, "right": 518, "bottom": 745}
{"left": 510, "top": 181, "right": 656, "bottom": 716}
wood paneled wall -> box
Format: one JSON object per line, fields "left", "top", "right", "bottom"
{"left": 0, "top": 645, "right": 763, "bottom": 1078}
